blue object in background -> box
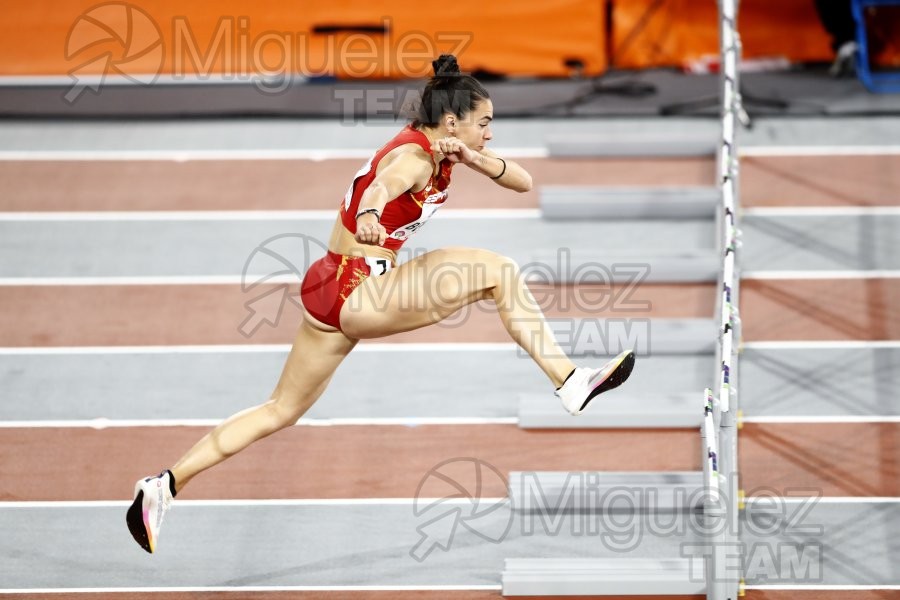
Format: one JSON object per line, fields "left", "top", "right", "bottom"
{"left": 852, "top": 0, "right": 900, "bottom": 92}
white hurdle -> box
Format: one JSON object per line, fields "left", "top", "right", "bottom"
{"left": 503, "top": 1, "right": 745, "bottom": 596}
{"left": 706, "top": 0, "right": 744, "bottom": 598}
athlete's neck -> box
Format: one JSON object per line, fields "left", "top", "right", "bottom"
{"left": 415, "top": 124, "right": 450, "bottom": 163}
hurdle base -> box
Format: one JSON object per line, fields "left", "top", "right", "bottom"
{"left": 502, "top": 558, "right": 706, "bottom": 596}
{"left": 508, "top": 471, "right": 705, "bottom": 512}
{"left": 545, "top": 133, "right": 717, "bottom": 157}
{"left": 541, "top": 185, "right": 720, "bottom": 220}
{"left": 519, "top": 391, "right": 702, "bottom": 429}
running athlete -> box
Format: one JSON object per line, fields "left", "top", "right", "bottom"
{"left": 127, "top": 54, "right": 635, "bottom": 553}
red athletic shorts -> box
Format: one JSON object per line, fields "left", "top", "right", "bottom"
{"left": 300, "top": 251, "right": 393, "bottom": 331}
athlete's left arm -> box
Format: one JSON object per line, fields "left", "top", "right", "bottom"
{"left": 468, "top": 148, "right": 532, "bottom": 193}
{"left": 432, "top": 137, "right": 532, "bottom": 192}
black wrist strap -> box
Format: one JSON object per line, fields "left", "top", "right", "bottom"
{"left": 356, "top": 208, "right": 381, "bottom": 222}
{"left": 490, "top": 157, "right": 507, "bottom": 180}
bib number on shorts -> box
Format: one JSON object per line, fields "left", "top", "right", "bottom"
{"left": 364, "top": 257, "right": 392, "bottom": 276}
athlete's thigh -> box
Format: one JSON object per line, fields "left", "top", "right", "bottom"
{"left": 339, "top": 246, "right": 507, "bottom": 339}
{"left": 274, "top": 310, "right": 358, "bottom": 400}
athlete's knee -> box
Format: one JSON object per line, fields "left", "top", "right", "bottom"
{"left": 424, "top": 247, "right": 521, "bottom": 305}
{"left": 476, "top": 250, "right": 520, "bottom": 289}
{"left": 265, "top": 395, "right": 305, "bottom": 430}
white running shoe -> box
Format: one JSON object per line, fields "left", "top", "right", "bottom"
{"left": 126, "top": 470, "right": 175, "bottom": 553}
{"left": 556, "top": 350, "right": 636, "bottom": 415}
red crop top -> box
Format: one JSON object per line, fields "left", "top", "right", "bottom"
{"left": 339, "top": 125, "right": 453, "bottom": 251}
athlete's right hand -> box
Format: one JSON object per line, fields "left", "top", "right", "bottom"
{"left": 355, "top": 214, "right": 387, "bottom": 246}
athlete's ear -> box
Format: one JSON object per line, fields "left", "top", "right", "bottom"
{"left": 444, "top": 113, "right": 456, "bottom": 133}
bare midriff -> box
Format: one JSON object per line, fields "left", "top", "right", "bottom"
{"left": 327, "top": 216, "right": 398, "bottom": 266}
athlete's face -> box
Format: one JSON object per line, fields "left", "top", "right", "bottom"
{"left": 451, "top": 99, "right": 494, "bottom": 151}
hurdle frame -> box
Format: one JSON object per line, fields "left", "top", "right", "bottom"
{"left": 706, "top": 0, "right": 744, "bottom": 598}
{"left": 502, "top": 2, "right": 745, "bottom": 596}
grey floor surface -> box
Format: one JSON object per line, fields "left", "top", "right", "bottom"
{"left": 3, "top": 349, "right": 897, "bottom": 421}
{"left": 740, "top": 348, "right": 900, "bottom": 418}
{"left": 5, "top": 67, "right": 900, "bottom": 119}
{"left": 742, "top": 215, "right": 900, "bottom": 272}
{"left": 3, "top": 116, "right": 900, "bottom": 153}
{"left": 0, "top": 352, "right": 708, "bottom": 422}
{"left": 0, "top": 217, "right": 713, "bottom": 279}
{"left": 1, "top": 215, "right": 894, "bottom": 279}
{"left": 0, "top": 502, "right": 895, "bottom": 588}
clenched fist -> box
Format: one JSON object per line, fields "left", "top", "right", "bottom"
{"left": 355, "top": 213, "right": 387, "bottom": 246}
{"left": 431, "top": 136, "right": 478, "bottom": 164}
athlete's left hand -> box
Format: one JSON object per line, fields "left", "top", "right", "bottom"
{"left": 432, "top": 137, "right": 478, "bottom": 164}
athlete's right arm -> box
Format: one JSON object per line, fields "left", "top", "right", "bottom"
{"left": 355, "top": 150, "right": 433, "bottom": 246}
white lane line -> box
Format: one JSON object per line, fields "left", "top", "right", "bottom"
{"left": 741, "top": 145, "right": 900, "bottom": 157}
{"left": 0, "top": 275, "right": 295, "bottom": 286}
{"left": 16, "top": 206, "right": 895, "bottom": 221}
{"left": 5, "top": 415, "right": 896, "bottom": 429}
{"left": 4, "top": 497, "right": 892, "bottom": 509}
{"left": 0, "top": 417, "right": 519, "bottom": 428}
{"left": 0, "top": 210, "right": 343, "bottom": 221}
{"left": 8, "top": 586, "right": 896, "bottom": 597}
{"left": 0, "top": 343, "right": 517, "bottom": 355}
{"left": 0, "top": 150, "right": 381, "bottom": 162}
{"left": 0, "top": 208, "right": 541, "bottom": 221}
{"left": 0, "top": 74, "right": 306, "bottom": 86}
{"left": 1, "top": 145, "right": 897, "bottom": 162}
{"left": 0, "top": 147, "right": 548, "bottom": 161}
{"left": 742, "top": 416, "right": 900, "bottom": 424}
{"left": 0, "top": 585, "right": 504, "bottom": 594}
{"left": 745, "top": 497, "right": 900, "bottom": 504}
{"left": 746, "top": 585, "right": 900, "bottom": 591}
{"left": 744, "top": 206, "right": 900, "bottom": 216}
{"left": 7, "top": 270, "right": 895, "bottom": 286}
{"left": 742, "top": 270, "right": 900, "bottom": 280}
{"left": 3, "top": 341, "right": 896, "bottom": 354}
{"left": 26, "top": 585, "right": 900, "bottom": 595}
{"left": 743, "top": 340, "right": 900, "bottom": 350}
{"left": 0, "top": 498, "right": 508, "bottom": 508}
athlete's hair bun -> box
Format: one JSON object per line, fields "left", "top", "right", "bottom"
{"left": 432, "top": 54, "right": 460, "bottom": 78}
{"left": 408, "top": 53, "right": 488, "bottom": 127}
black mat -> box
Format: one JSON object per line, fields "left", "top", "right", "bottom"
{"left": 2, "top": 66, "right": 899, "bottom": 120}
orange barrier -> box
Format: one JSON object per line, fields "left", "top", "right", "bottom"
{"left": 0, "top": 0, "right": 607, "bottom": 78}
{"left": 612, "top": 0, "right": 833, "bottom": 69}
{"left": 612, "top": 0, "right": 900, "bottom": 70}
{"left": 3, "top": 1, "right": 896, "bottom": 80}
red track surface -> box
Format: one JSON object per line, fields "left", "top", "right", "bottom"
{"left": 2, "top": 156, "right": 899, "bottom": 212}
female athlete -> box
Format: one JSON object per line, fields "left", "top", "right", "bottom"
{"left": 127, "top": 54, "right": 635, "bottom": 553}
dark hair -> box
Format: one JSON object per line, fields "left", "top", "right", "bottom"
{"left": 411, "top": 55, "right": 490, "bottom": 127}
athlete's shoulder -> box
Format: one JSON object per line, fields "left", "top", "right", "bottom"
{"left": 379, "top": 137, "right": 433, "bottom": 169}
{"left": 380, "top": 125, "right": 432, "bottom": 154}
{"left": 377, "top": 145, "right": 434, "bottom": 187}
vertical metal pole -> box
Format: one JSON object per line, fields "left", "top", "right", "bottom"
{"left": 711, "top": 1, "right": 742, "bottom": 599}
{"left": 724, "top": 1, "right": 742, "bottom": 596}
